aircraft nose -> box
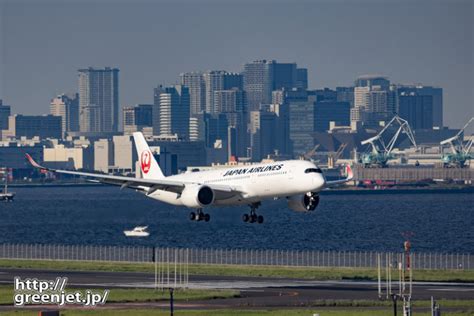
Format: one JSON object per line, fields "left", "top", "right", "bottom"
{"left": 313, "top": 174, "right": 325, "bottom": 189}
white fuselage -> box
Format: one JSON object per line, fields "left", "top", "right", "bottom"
{"left": 146, "top": 160, "right": 325, "bottom": 207}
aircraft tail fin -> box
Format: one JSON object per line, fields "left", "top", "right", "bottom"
{"left": 132, "top": 132, "right": 165, "bottom": 179}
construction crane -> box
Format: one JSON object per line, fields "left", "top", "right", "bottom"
{"left": 360, "top": 115, "right": 417, "bottom": 168}
{"left": 440, "top": 117, "right": 474, "bottom": 168}
{"left": 328, "top": 143, "right": 347, "bottom": 168}
{"left": 301, "top": 144, "right": 320, "bottom": 161}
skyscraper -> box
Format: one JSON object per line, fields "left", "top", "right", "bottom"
{"left": 336, "top": 87, "right": 354, "bottom": 108}
{"left": 122, "top": 104, "right": 153, "bottom": 135}
{"left": 181, "top": 71, "right": 243, "bottom": 115}
{"left": 213, "top": 88, "right": 247, "bottom": 156}
{"left": 289, "top": 101, "right": 314, "bottom": 156}
{"left": 223, "top": 72, "right": 243, "bottom": 90}
{"left": 78, "top": 67, "right": 119, "bottom": 133}
{"left": 180, "top": 72, "right": 206, "bottom": 116}
{"left": 243, "top": 60, "right": 303, "bottom": 112}
{"left": 314, "top": 101, "right": 350, "bottom": 132}
{"left": 296, "top": 68, "right": 308, "bottom": 90}
{"left": 249, "top": 108, "right": 278, "bottom": 161}
{"left": 202, "top": 71, "right": 243, "bottom": 114}
{"left": 273, "top": 62, "right": 297, "bottom": 90}
{"left": 309, "top": 88, "right": 337, "bottom": 102}
{"left": 50, "top": 93, "right": 79, "bottom": 137}
{"left": 243, "top": 60, "right": 274, "bottom": 112}
{"left": 352, "top": 75, "right": 396, "bottom": 127}
{"left": 203, "top": 71, "right": 226, "bottom": 114}
{"left": 213, "top": 88, "right": 245, "bottom": 113}
{"left": 154, "top": 85, "right": 190, "bottom": 139}
{"left": 0, "top": 100, "right": 11, "bottom": 130}
{"left": 398, "top": 94, "right": 434, "bottom": 129}
{"left": 396, "top": 85, "right": 443, "bottom": 127}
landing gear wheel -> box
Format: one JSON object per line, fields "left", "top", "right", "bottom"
{"left": 243, "top": 202, "right": 263, "bottom": 224}
{"left": 190, "top": 209, "right": 210, "bottom": 222}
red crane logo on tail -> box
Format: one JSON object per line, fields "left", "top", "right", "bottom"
{"left": 141, "top": 150, "right": 152, "bottom": 174}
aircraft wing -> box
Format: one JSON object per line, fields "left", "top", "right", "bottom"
{"left": 324, "top": 164, "right": 354, "bottom": 187}
{"left": 25, "top": 154, "right": 244, "bottom": 198}
{"left": 26, "top": 154, "right": 185, "bottom": 192}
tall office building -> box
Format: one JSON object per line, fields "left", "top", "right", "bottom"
{"left": 213, "top": 88, "right": 247, "bottom": 156}
{"left": 78, "top": 67, "right": 119, "bottom": 133}
{"left": 289, "top": 101, "right": 314, "bottom": 156}
{"left": 398, "top": 94, "right": 434, "bottom": 129}
{"left": 268, "top": 103, "right": 291, "bottom": 157}
{"left": 352, "top": 75, "right": 396, "bottom": 127}
{"left": 182, "top": 71, "right": 243, "bottom": 115}
{"left": 203, "top": 71, "right": 226, "bottom": 113}
{"left": 213, "top": 88, "right": 245, "bottom": 113}
{"left": 272, "top": 88, "right": 310, "bottom": 106}
{"left": 249, "top": 109, "right": 279, "bottom": 161}
{"left": 204, "top": 113, "right": 229, "bottom": 147}
{"left": 310, "top": 88, "right": 337, "bottom": 102}
{"left": 8, "top": 115, "right": 62, "bottom": 139}
{"left": 223, "top": 72, "right": 243, "bottom": 90}
{"left": 50, "top": 93, "right": 79, "bottom": 137}
{"left": 296, "top": 68, "right": 308, "bottom": 90}
{"left": 154, "top": 85, "right": 190, "bottom": 139}
{"left": 203, "top": 71, "right": 243, "bottom": 114}
{"left": 272, "top": 88, "right": 310, "bottom": 156}
{"left": 180, "top": 72, "right": 206, "bottom": 115}
{"left": 336, "top": 87, "right": 354, "bottom": 108}
{"left": 243, "top": 60, "right": 274, "bottom": 112}
{"left": 273, "top": 63, "right": 297, "bottom": 91}
{"left": 396, "top": 85, "right": 443, "bottom": 127}
{"left": 314, "top": 101, "right": 350, "bottom": 132}
{"left": 122, "top": 104, "right": 153, "bottom": 134}
{"left": 355, "top": 75, "right": 390, "bottom": 90}
{"left": 243, "top": 60, "right": 304, "bottom": 112}
{"left": 0, "top": 100, "right": 11, "bottom": 130}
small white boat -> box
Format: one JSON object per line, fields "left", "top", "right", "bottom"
{"left": 123, "top": 226, "right": 150, "bottom": 237}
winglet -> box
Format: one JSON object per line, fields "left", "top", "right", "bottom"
{"left": 345, "top": 164, "right": 353, "bottom": 180}
{"left": 25, "top": 153, "right": 47, "bottom": 170}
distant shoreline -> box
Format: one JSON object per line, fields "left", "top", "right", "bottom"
{"left": 8, "top": 182, "right": 102, "bottom": 188}
{"left": 321, "top": 186, "right": 474, "bottom": 195}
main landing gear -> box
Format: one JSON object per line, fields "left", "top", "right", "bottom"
{"left": 242, "top": 202, "right": 264, "bottom": 224}
{"left": 189, "top": 209, "right": 210, "bottom": 222}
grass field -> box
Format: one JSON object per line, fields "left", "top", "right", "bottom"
{"left": 0, "top": 285, "right": 239, "bottom": 305}
{"left": 1, "top": 283, "right": 473, "bottom": 315}
{"left": 1, "top": 259, "right": 473, "bottom": 282}
{"left": 2, "top": 309, "right": 474, "bottom": 316}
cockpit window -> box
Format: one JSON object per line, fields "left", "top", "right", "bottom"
{"left": 305, "top": 168, "right": 323, "bottom": 174}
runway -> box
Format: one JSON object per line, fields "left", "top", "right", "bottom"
{"left": 0, "top": 267, "right": 473, "bottom": 308}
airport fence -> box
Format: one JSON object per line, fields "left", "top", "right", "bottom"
{"left": 0, "top": 243, "right": 472, "bottom": 270}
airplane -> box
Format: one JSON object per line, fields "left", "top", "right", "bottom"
{"left": 26, "top": 132, "right": 353, "bottom": 224}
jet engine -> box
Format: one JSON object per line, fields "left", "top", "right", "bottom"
{"left": 180, "top": 185, "right": 215, "bottom": 208}
{"left": 287, "top": 192, "right": 320, "bottom": 212}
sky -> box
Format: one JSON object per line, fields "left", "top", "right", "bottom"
{"left": 0, "top": 0, "right": 472, "bottom": 130}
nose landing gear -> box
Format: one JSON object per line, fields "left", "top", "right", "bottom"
{"left": 242, "top": 202, "right": 264, "bottom": 224}
{"left": 189, "top": 209, "right": 210, "bottom": 222}
{"left": 305, "top": 192, "right": 320, "bottom": 211}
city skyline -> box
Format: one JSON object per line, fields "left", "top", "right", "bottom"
{"left": 0, "top": 0, "right": 472, "bottom": 131}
